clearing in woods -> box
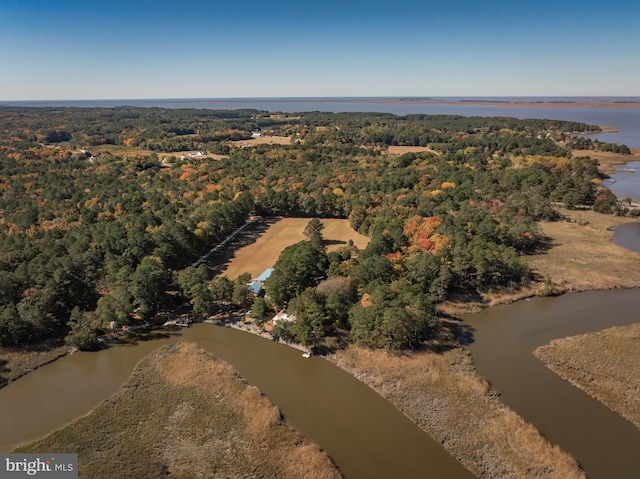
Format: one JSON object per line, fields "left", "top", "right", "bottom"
{"left": 209, "top": 217, "right": 370, "bottom": 279}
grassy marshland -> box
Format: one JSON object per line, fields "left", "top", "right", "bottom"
{"left": 535, "top": 323, "right": 640, "bottom": 430}
{"left": 15, "top": 342, "right": 341, "bottom": 479}
{"left": 333, "top": 345, "right": 585, "bottom": 479}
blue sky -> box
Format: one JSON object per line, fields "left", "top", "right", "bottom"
{"left": 1, "top": 0, "right": 639, "bottom": 100}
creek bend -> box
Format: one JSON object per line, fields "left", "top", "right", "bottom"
{"left": 0, "top": 325, "right": 473, "bottom": 479}
{"left": 463, "top": 288, "right": 640, "bottom": 479}
{"left": 2, "top": 293, "right": 639, "bottom": 478}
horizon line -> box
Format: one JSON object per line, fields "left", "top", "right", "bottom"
{"left": 2, "top": 95, "right": 640, "bottom": 104}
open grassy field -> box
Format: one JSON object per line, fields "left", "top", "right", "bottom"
{"left": 535, "top": 323, "right": 640, "bottom": 430}
{"left": 332, "top": 343, "right": 584, "bottom": 479}
{"left": 387, "top": 145, "right": 437, "bottom": 155}
{"left": 529, "top": 209, "right": 640, "bottom": 291}
{"left": 231, "top": 135, "right": 293, "bottom": 147}
{"left": 16, "top": 342, "right": 341, "bottom": 479}
{"left": 213, "top": 217, "right": 370, "bottom": 279}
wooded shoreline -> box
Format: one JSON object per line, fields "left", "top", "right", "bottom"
{"left": 363, "top": 98, "right": 640, "bottom": 109}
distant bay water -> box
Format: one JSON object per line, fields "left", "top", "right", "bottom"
{"left": 2, "top": 97, "right": 639, "bottom": 198}
{"left": 3, "top": 96, "right": 640, "bottom": 148}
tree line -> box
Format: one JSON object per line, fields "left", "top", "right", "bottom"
{"left": 0, "top": 106, "right": 629, "bottom": 351}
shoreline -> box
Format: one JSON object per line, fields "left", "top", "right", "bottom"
{"left": 4, "top": 198, "right": 640, "bottom": 475}
{"left": 572, "top": 147, "right": 640, "bottom": 176}
{"left": 309, "top": 98, "right": 640, "bottom": 109}
{"left": 534, "top": 323, "right": 640, "bottom": 430}
{"left": 0, "top": 286, "right": 630, "bottom": 476}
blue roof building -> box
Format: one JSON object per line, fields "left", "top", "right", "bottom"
{"left": 256, "top": 268, "right": 274, "bottom": 282}
{"left": 248, "top": 281, "right": 263, "bottom": 295}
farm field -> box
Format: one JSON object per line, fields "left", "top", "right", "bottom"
{"left": 387, "top": 145, "right": 437, "bottom": 155}
{"left": 212, "top": 217, "right": 369, "bottom": 279}
{"left": 231, "top": 136, "right": 293, "bottom": 147}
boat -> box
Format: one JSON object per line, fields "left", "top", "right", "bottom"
{"left": 302, "top": 352, "right": 311, "bottom": 358}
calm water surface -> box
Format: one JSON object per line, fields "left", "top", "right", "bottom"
{"left": 3, "top": 97, "right": 640, "bottom": 477}
{"left": 0, "top": 325, "right": 474, "bottom": 479}
{"left": 603, "top": 161, "right": 640, "bottom": 201}
{"left": 613, "top": 222, "right": 640, "bottom": 252}
{"left": 463, "top": 289, "right": 640, "bottom": 479}
{"left": 3, "top": 97, "right": 640, "bottom": 147}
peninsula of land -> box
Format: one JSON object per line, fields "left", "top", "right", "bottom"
{"left": 2, "top": 106, "right": 640, "bottom": 479}
{"left": 364, "top": 98, "right": 640, "bottom": 109}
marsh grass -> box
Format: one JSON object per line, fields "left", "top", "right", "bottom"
{"left": 16, "top": 343, "right": 341, "bottom": 479}
{"left": 535, "top": 323, "right": 640, "bottom": 430}
{"left": 440, "top": 209, "right": 640, "bottom": 315}
{"left": 571, "top": 148, "right": 640, "bottom": 176}
{"left": 333, "top": 346, "right": 585, "bottom": 479}
{"left": 0, "top": 341, "right": 69, "bottom": 388}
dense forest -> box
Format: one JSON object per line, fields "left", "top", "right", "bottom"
{"left": 0, "top": 106, "right": 631, "bottom": 351}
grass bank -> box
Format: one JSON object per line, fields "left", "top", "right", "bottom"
{"left": 15, "top": 342, "right": 341, "bottom": 479}
{"left": 0, "top": 341, "right": 69, "bottom": 389}
{"left": 440, "top": 209, "right": 640, "bottom": 315}
{"left": 572, "top": 148, "right": 640, "bottom": 176}
{"left": 331, "top": 342, "right": 584, "bottom": 479}
{"left": 534, "top": 323, "right": 640, "bottom": 430}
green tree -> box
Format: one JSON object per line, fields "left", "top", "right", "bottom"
{"left": 265, "top": 241, "right": 328, "bottom": 308}
{"left": 348, "top": 282, "right": 435, "bottom": 351}
{"left": 66, "top": 307, "right": 100, "bottom": 351}
{"left": 289, "top": 289, "right": 327, "bottom": 348}
{"left": 232, "top": 283, "right": 251, "bottom": 308}
{"left": 293, "top": 300, "right": 326, "bottom": 348}
{"left": 303, "top": 218, "right": 325, "bottom": 239}
{"left": 210, "top": 276, "right": 233, "bottom": 302}
{"left": 0, "top": 304, "right": 30, "bottom": 347}
{"left": 130, "top": 257, "right": 170, "bottom": 320}
{"left": 249, "top": 297, "right": 268, "bottom": 326}
{"left": 303, "top": 218, "right": 325, "bottom": 250}
{"left": 177, "top": 265, "right": 213, "bottom": 315}
{"left": 191, "top": 284, "right": 213, "bottom": 316}
{"left": 94, "top": 287, "right": 133, "bottom": 328}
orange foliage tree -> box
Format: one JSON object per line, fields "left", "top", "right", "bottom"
{"left": 403, "top": 215, "right": 449, "bottom": 253}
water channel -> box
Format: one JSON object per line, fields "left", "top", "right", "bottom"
{"left": 2, "top": 240, "right": 640, "bottom": 479}
{"left": 463, "top": 289, "right": 640, "bottom": 479}
{"left": 0, "top": 325, "right": 474, "bottom": 479}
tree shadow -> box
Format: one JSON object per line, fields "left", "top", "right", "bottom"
{"left": 525, "top": 233, "right": 555, "bottom": 256}
{"left": 324, "top": 239, "right": 347, "bottom": 248}
{"left": 314, "top": 332, "right": 351, "bottom": 356}
{"left": 421, "top": 313, "right": 476, "bottom": 354}
{"left": 445, "top": 289, "right": 484, "bottom": 305}
{"left": 116, "top": 328, "right": 181, "bottom": 346}
{"left": 205, "top": 217, "right": 281, "bottom": 275}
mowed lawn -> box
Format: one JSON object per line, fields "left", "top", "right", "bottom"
{"left": 216, "top": 218, "right": 369, "bottom": 279}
